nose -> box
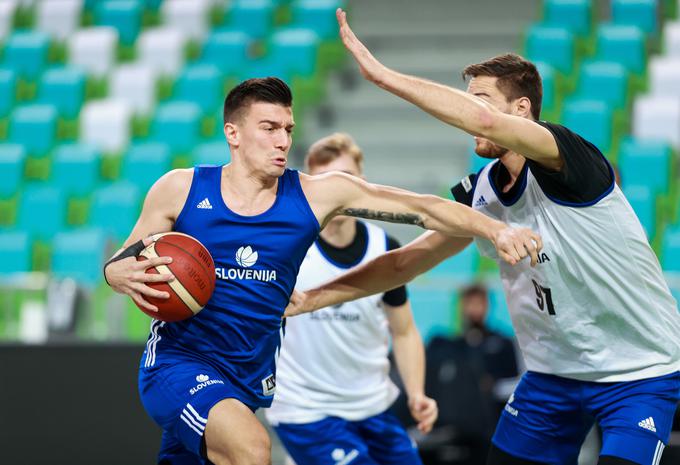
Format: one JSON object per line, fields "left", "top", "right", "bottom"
{"left": 274, "top": 129, "right": 291, "bottom": 151}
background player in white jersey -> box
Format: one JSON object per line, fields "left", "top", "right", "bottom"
{"left": 266, "top": 133, "right": 437, "bottom": 465}
{"left": 285, "top": 10, "right": 680, "bottom": 465}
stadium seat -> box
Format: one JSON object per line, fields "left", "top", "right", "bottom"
{"left": 150, "top": 102, "right": 202, "bottom": 154}
{"left": 269, "top": 28, "right": 321, "bottom": 78}
{"left": 80, "top": 99, "right": 133, "bottom": 153}
{"left": 95, "top": 0, "right": 143, "bottom": 46}
{"left": 648, "top": 57, "right": 680, "bottom": 98}
{"left": 612, "top": 0, "right": 658, "bottom": 35}
{"left": 663, "top": 21, "right": 680, "bottom": 56}
{"left": 52, "top": 144, "right": 101, "bottom": 197}
{"left": 662, "top": 226, "right": 680, "bottom": 271}
{"left": 525, "top": 25, "right": 576, "bottom": 75}
{"left": 161, "top": 0, "right": 211, "bottom": 40}
{"left": 36, "top": 0, "right": 82, "bottom": 41}
{"left": 236, "top": 58, "right": 292, "bottom": 84}
{"left": 68, "top": 27, "right": 119, "bottom": 78}
{"left": 193, "top": 141, "right": 231, "bottom": 166}
{"left": 197, "top": 29, "right": 252, "bottom": 76}
{"left": 2, "top": 31, "right": 50, "bottom": 81}
{"left": 0, "top": 230, "right": 31, "bottom": 275}
{"left": 542, "top": 0, "right": 592, "bottom": 36}
{"left": 595, "top": 24, "right": 646, "bottom": 75}
{"left": 292, "top": 0, "right": 342, "bottom": 40}
{"left": 173, "top": 64, "right": 222, "bottom": 114}
{"left": 18, "top": 185, "right": 66, "bottom": 240}
{"left": 0, "top": 1, "right": 18, "bottom": 42}
{"left": 427, "top": 244, "right": 479, "bottom": 282}
{"left": 618, "top": 138, "right": 671, "bottom": 195}
{"left": 137, "top": 27, "right": 188, "bottom": 76}
{"left": 0, "top": 68, "right": 17, "bottom": 117}
{"left": 0, "top": 144, "right": 26, "bottom": 199}
{"left": 10, "top": 104, "right": 58, "bottom": 157}
{"left": 535, "top": 62, "right": 557, "bottom": 115}
{"left": 575, "top": 61, "right": 629, "bottom": 110}
{"left": 52, "top": 228, "right": 107, "bottom": 287}
{"left": 38, "top": 67, "right": 86, "bottom": 119}
{"left": 227, "top": 0, "right": 275, "bottom": 39}
{"left": 89, "top": 182, "right": 141, "bottom": 242}
{"left": 622, "top": 184, "right": 654, "bottom": 237}
{"left": 561, "top": 99, "right": 613, "bottom": 154}
{"left": 632, "top": 95, "right": 680, "bottom": 147}
{"left": 122, "top": 143, "right": 172, "bottom": 191}
{"left": 408, "top": 287, "right": 457, "bottom": 341}
{"left": 110, "top": 63, "right": 158, "bottom": 115}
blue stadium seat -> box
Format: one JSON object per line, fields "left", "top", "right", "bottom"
{"left": 227, "top": 0, "right": 275, "bottom": 39}
{"left": 612, "top": 0, "right": 657, "bottom": 34}
{"left": 525, "top": 25, "right": 576, "bottom": 75}
{"left": 10, "top": 104, "right": 58, "bottom": 157}
{"left": 662, "top": 226, "right": 680, "bottom": 272}
{"left": 0, "top": 69, "right": 17, "bottom": 117}
{"left": 561, "top": 99, "right": 613, "bottom": 153}
{"left": 39, "top": 67, "right": 86, "bottom": 119}
{"left": 2, "top": 31, "right": 50, "bottom": 80}
{"left": 618, "top": 138, "right": 671, "bottom": 195}
{"left": 193, "top": 141, "right": 231, "bottom": 166}
{"left": 122, "top": 143, "right": 172, "bottom": 192}
{"left": 269, "top": 28, "right": 320, "bottom": 78}
{"left": 0, "top": 144, "right": 26, "bottom": 199}
{"left": 543, "top": 0, "right": 592, "bottom": 36}
{"left": 174, "top": 64, "right": 222, "bottom": 114}
{"left": 52, "top": 144, "right": 101, "bottom": 197}
{"left": 575, "top": 61, "right": 629, "bottom": 110}
{"left": 622, "top": 184, "right": 654, "bottom": 237}
{"left": 292, "top": 0, "right": 342, "bottom": 40}
{"left": 535, "top": 62, "right": 557, "bottom": 113}
{"left": 198, "top": 30, "right": 251, "bottom": 76}
{"left": 595, "top": 24, "right": 646, "bottom": 75}
{"left": 150, "top": 102, "right": 202, "bottom": 154}
{"left": 0, "top": 231, "right": 31, "bottom": 275}
{"left": 96, "top": 0, "right": 143, "bottom": 45}
{"left": 18, "top": 185, "right": 66, "bottom": 240}
{"left": 52, "top": 228, "right": 108, "bottom": 287}
{"left": 427, "top": 244, "right": 479, "bottom": 281}
{"left": 408, "top": 287, "right": 457, "bottom": 342}
{"left": 90, "top": 182, "right": 141, "bottom": 242}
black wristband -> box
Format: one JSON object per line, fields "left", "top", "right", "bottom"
{"left": 103, "top": 239, "right": 146, "bottom": 286}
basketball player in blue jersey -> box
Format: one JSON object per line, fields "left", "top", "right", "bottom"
{"left": 103, "top": 77, "right": 541, "bottom": 465}
{"left": 285, "top": 10, "right": 680, "bottom": 465}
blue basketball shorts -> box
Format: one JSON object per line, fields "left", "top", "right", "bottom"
{"left": 273, "top": 410, "right": 422, "bottom": 465}
{"left": 492, "top": 370, "right": 680, "bottom": 465}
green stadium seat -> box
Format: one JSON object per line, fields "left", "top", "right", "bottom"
{"left": 427, "top": 244, "right": 479, "bottom": 281}
{"left": 38, "top": 67, "right": 86, "bottom": 119}
{"left": 227, "top": 0, "right": 275, "bottom": 39}
{"left": 18, "top": 185, "right": 66, "bottom": 240}
{"left": 535, "top": 62, "right": 557, "bottom": 114}
{"left": 623, "top": 184, "right": 654, "bottom": 237}
{"left": 0, "top": 144, "right": 26, "bottom": 198}
{"left": 409, "top": 287, "right": 456, "bottom": 342}
{"left": 122, "top": 143, "right": 172, "bottom": 192}
{"left": 193, "top": 141, "right": 231, "bottom": 166}
{"left": 269, "top": 28, "right": 321, "bottom": 78}
{"left": 525, "top": 25, "right": 576, "bottom": 75}
{"left": 662, "top": 227, "right": 680, "bottom": 271}
{"left": 150, "top": 102, "right": 202, "bottom": 154}
{"left": 561, "top": 99, "right": 613, "bottom": 153}
{"left": 52, "top": 228, "right": 107, "bottom": 287}
{"left": 95, "top": 0, "right": 143, "bottom": 45}
{"left": 0, "top": 231, "right": 31, "bottom": 275}
{"left": 90, "top": 182, "right": 141, "bottom": 242}
{"left": 543, "top": 0, "right": 592, "bottom": 36}
{"left": 2, "top": 31, "right": 50, "bottom": 80}
{"left": 52, "top": 144, "right": 101, "bottom": 197}
{"left": 595, "top": 24, "right": 646, "bottom": 75}
{"left": 618, "top": 138, "right": 671, "bottom": 195}
{"left": 198, "top": 30, "right": 252, "bottom": 76}
{"left": 612, "top": 0, "right": 658, "bottom": 34}
{"left": 292, "top": 0, "right": 342, "bottom": 40}
{"left": 10, "top": 104, "right": 58, "bottom": 157}
{"left": 174, "top": 64, "right": 223, "bottom": 114}
{"left": 0, "top": 68, "right": 17, "bottom": 117}
{"left": 575, "top": 61, "right": 629, "bottom": 110}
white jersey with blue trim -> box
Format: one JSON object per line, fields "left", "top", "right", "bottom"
{"left": 472, "top": 160, "right": 680, "bottom": 382}
{"left": 266, "top": 221, "right": 400, "bottom": 424}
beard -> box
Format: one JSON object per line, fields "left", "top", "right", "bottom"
{"left": 474, "top": 137, "right": 509, "bottom": 159}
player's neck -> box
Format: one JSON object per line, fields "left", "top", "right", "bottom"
{"left": 320, "top": 218, "right": 357, "bottom": 248}
{"left": 499, "top": 152, "right": 526, "bottom": 193}
{"left": 220, "top": 162, "right": 278, "bottom": 215}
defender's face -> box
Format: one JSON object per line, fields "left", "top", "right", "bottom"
{"left": 467, "top": 75, "right": 511, "bottom": 159}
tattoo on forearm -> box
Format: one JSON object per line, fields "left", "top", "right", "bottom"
{"left": 341, "top": 208, "right": 425, "bottom": 227}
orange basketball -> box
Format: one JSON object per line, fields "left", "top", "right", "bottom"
{"left": 136, "top": 232, "right": 216, "bottom": 322}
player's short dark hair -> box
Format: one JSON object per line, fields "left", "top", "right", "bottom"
{"left": 223, "top": 77, "right": 293, "bottom": 124}
{"left": 461, "top": 283, "right": 488, "bottom": 300}
{"left": 463, "top": 53, "right": 542, "bottom": 120}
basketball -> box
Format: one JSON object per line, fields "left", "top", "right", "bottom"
{"left": 136, "top": 232, "right": 216, "bottom": 322}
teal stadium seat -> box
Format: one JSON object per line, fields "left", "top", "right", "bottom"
{"left": 269, "top": 28, "right": 320, "bottom": 78}
{"left": 52, "top": 144, "right": 101, "bottom": 197}
{"left": 150, "top": 102, "right": 202, "bottom": 154}
{"left": 193, "top": 141, "right": 231, "bottom": 166}
{"left": 535, "top": 62, "right": 557, "bottom": 114}
{"left": 612, "top": 0, "right": 658, "bottom": 34}
{"left": 39, "top": 67, "right": 86, "bottom": 119}
{"left": 0, "top": 231, "right": 31, "bottom": 275}
{"left": 96, "top": 0, "right": 143, "bottom": 46}
{"left": 576, "top": 61, "right": 629, "bottom": 110}
{"left": 427, "top": 244, "right": 479, "bottom": 282}
{"left": 408, "top": 287, "right": 456, "bottom": 342}
{"left": 18, "top": 185, "right": 66, "bottom": 240}
{"left": 543, "top": 0, "right": 592, "bottom": 36}
{"left": 2, "top": 31, "right": 50, "bottom": 80}
{"left": 0, "top": 144, "right": 26, "bottom": 198}
{"left": 236, "top": 58, "right": 292, "bottom": 85}
{"left": 90, "top": 182, "right": 141, "bottom": 242}
{"left": 52, "top": 228, "right": 107, "bottom": 287}
{"left": 526, "top": 25, "right": 576, "bottom": 75}
{"left": 622, "top": 184, "right": 654, "bottom": 237}
{"left": 227, "top": 0, "right": 275, "bottom": 39}
{"left": 595, "top": 24, "right": 646, "bottom": 75}
{"left": 10, "top": 104, "right": 58, "bottom": 157}
{"left": 561, "top": 99, "right": 613, "bottom": 153}
{"left": 486, "top": 287, "right": 514, "bottom": 337}
{"left": 122, "top": 143, "right": 172, "bottom": 192}
{"left": 662, "top": 227, "right": 680, "bottom": 272}
{"left": 174, "top": 64, "right": 222, "bottom": 114}
{"left": 198, "top": 30, "right": 251, "bottom": 76}
{"left": 0, "top": 69, "right": 16, "bottom": 117}
{"left": 618, "top": 138, "right": 671, "bottom": 195}
{"left": 292, "top": 0, "right": 342, "bottom": 40}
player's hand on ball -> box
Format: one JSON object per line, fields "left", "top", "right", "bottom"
{"left": 283, "top": 290, "right": 308, "bottom": 317}
{"left": 493, "top": 227, "right": 543, "bottom": 266}
{"left": 336, "top": 8, "right": 386, "bottom": 83}
{"left": 105, "top": 236, "right": 175, "bottom": 313}
{"left": 408, "top": 393, "right": 438, "bottom": 434}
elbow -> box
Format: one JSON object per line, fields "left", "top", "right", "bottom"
{"left": 473, "top": 107, "right": 500, "bottom": 138}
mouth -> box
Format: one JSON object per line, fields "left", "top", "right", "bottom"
{"left": 272, "top": 157, "right": 287, "bottom": 167}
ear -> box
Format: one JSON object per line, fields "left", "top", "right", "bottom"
{"left": 224, "top": 122, "right": 239, "bottom": 147}
{"left": 513, "top": 96, "right": 532, "bottom": 118}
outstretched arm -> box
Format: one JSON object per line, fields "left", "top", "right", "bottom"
{"left": 336, "top": 8, "right": 561, "bottom": 170}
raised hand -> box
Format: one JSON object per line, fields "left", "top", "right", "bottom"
{"left": 492, "top": 227, "right": 543, "bottom": 266}
{"left": 336, "top": 8, "right": 386, "bottom": 83}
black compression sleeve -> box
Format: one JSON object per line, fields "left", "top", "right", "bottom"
{"left": 103, "top": 240, "right": 146, "bottom": 286}
{"left": 382, "top": 235, "right": 408, "bottom": 307}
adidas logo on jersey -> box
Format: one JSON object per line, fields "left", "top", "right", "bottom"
{"left": 474, "top": 195, "right": 488, "bottom": 208}
{"left": 197, "top": 198, "right": 212, "bottom": 209}
{"left": 638, "top": 417, "right": 657, "bottom": 432}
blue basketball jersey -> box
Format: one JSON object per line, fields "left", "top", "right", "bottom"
{"left": 141, "top": 166, "right": 319, "bottom": 408}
